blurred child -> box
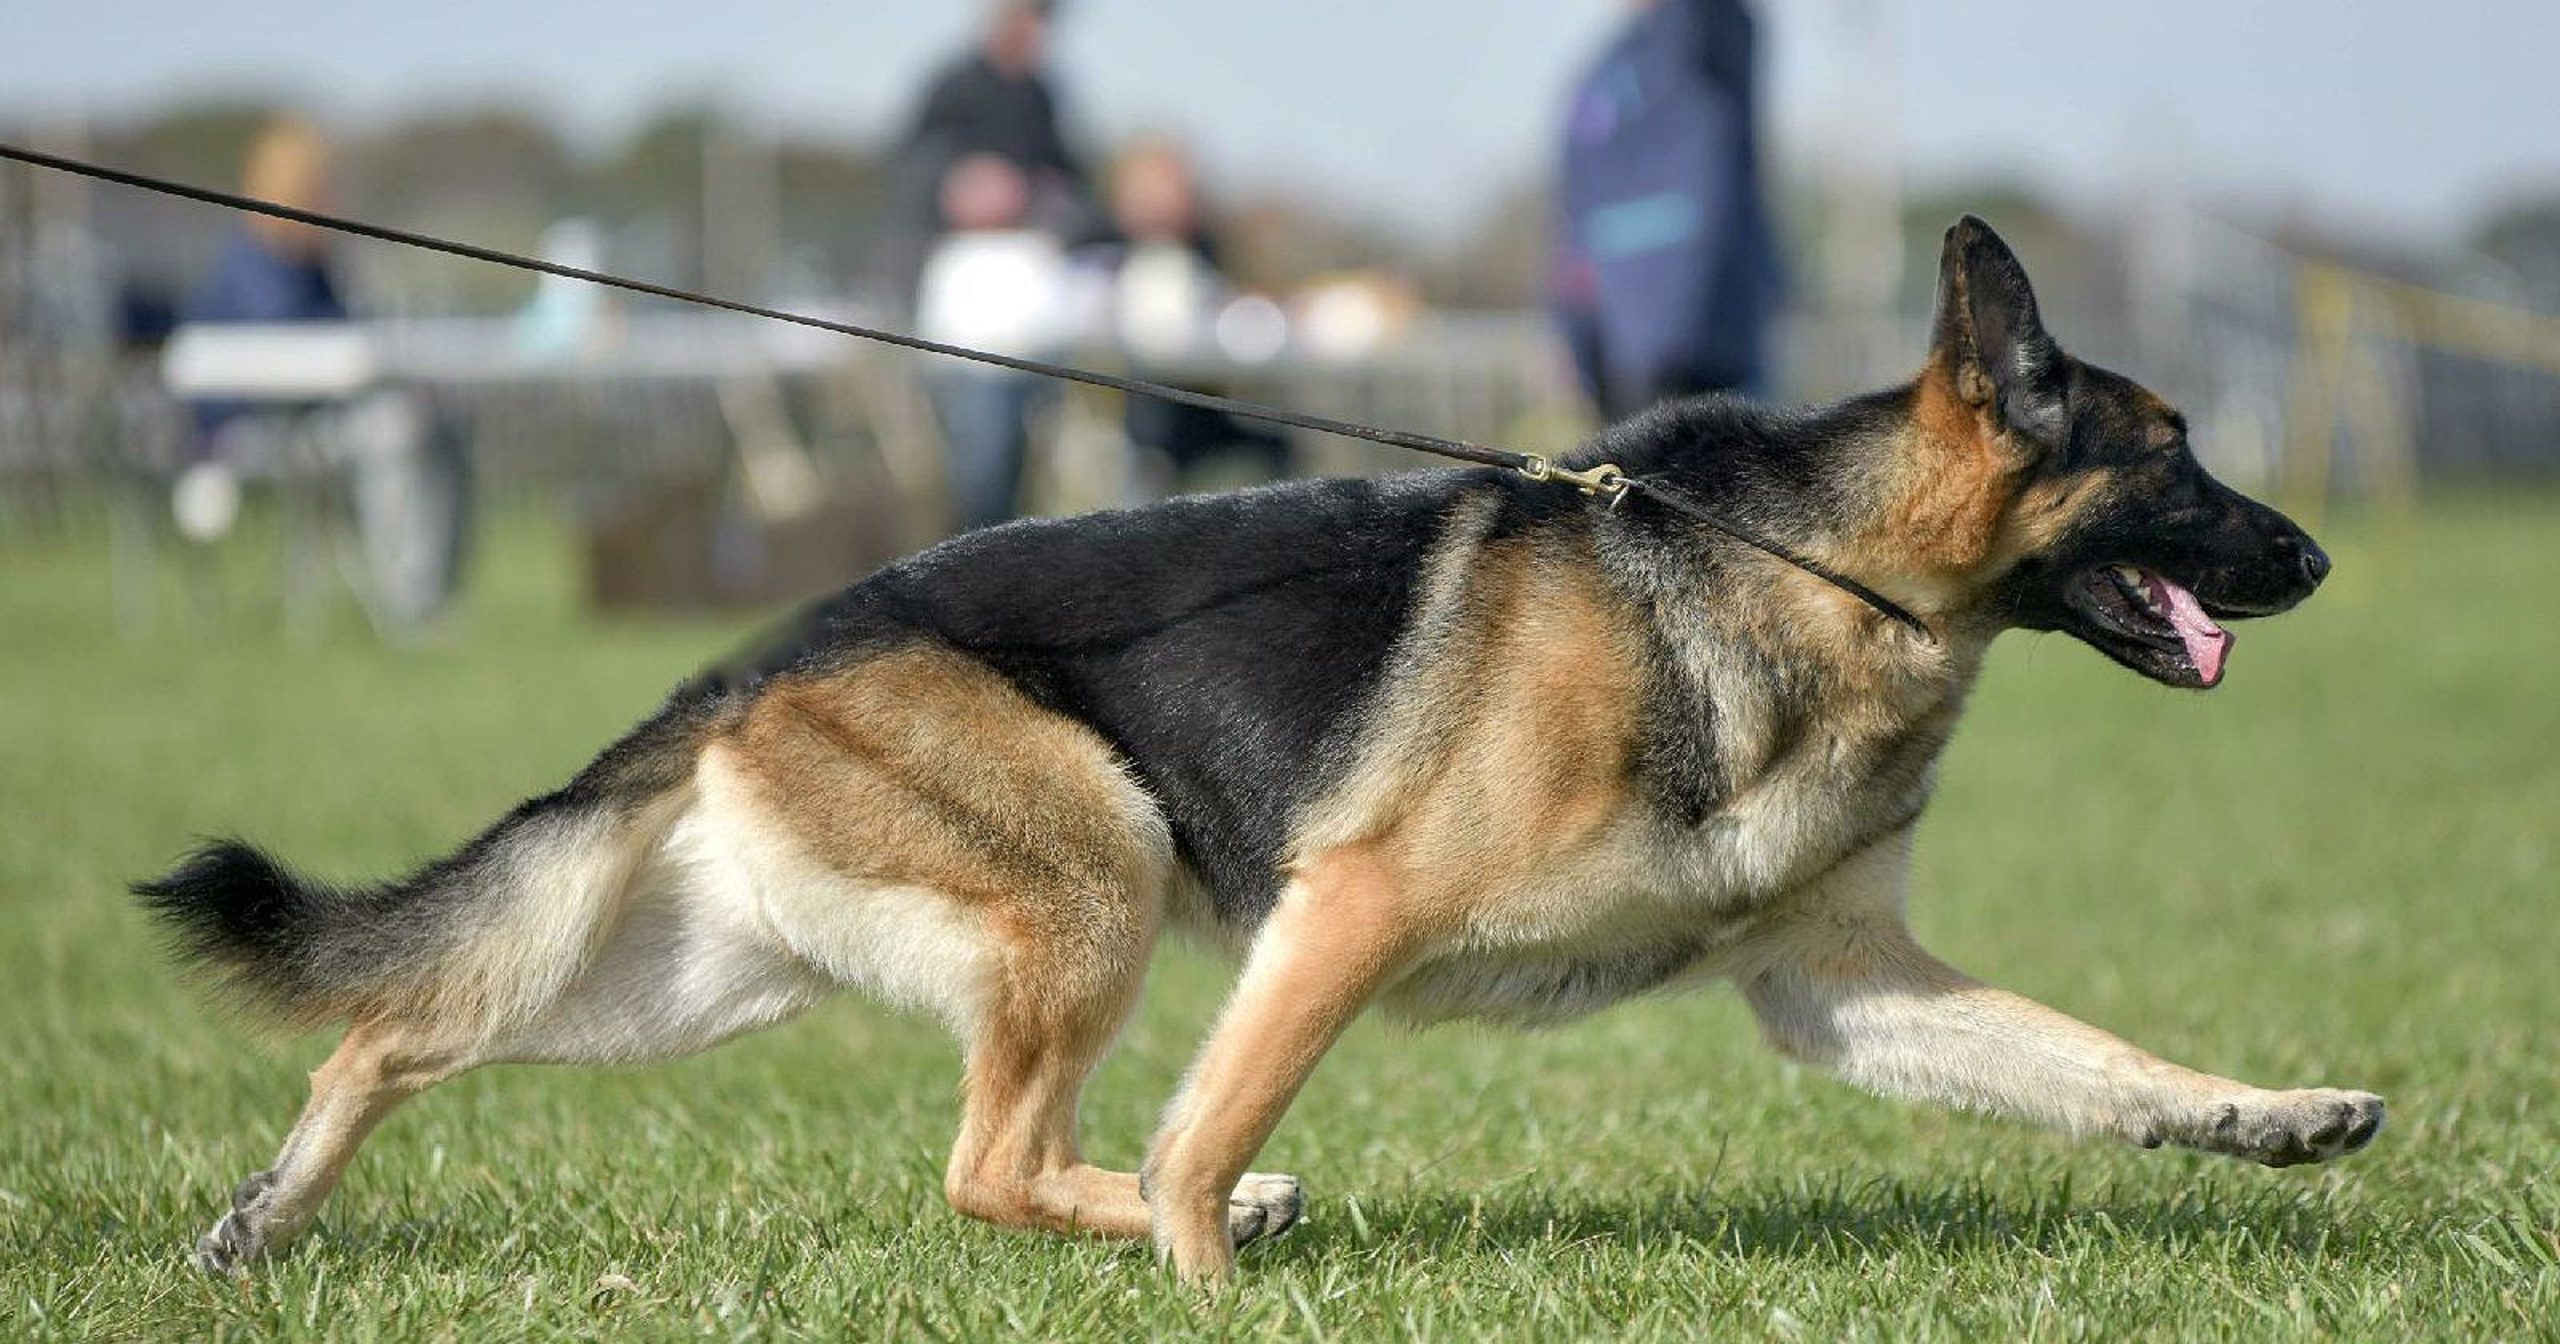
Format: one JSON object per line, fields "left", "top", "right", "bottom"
{"left": 1096, "top": 136, "right": 1289, "bottom": 488}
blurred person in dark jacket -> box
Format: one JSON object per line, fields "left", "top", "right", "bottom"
{"left": 1549, "top": 0, "right": 1783, "bottom": 420}
{"left": 182, "top": 118, "right": 349, "bottom": 449}
{"left": 886, "top": 0, "right": 1100, "bottom": 532}
{"left": 883, "top": 0, "right": 1097, "bottom": 307}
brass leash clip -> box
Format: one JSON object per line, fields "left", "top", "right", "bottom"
{"left": 1519, "top": 456, "right": 1632, "bottom": 510}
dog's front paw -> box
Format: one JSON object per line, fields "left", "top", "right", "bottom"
{"left": 1225, "top": 1171, "right": 1304, "bottom": 1248}
{"left": 2206, "top": 1089, "right": 2386, "bottom": 1167}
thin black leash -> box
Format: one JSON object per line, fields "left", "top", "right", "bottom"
{"left": 1621, "top": 486, "right": 1931, "bottom": 638}
{"left": 0, "top": 141, "right": 1933, "bottom": 640}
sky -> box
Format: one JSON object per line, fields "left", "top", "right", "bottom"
{"left": 2, "top": 0, "right": 2555, "bottom": 247}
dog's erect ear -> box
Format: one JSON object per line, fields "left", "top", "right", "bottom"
{"left": 1928, "top": 216, "right": 2067, "bottom": 451}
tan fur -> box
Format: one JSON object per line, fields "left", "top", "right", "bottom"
{"left": 191, "top": 1018, "right": 476, "bottom": 1272}
{"left": 1831, "top": 360, "right": 2140, "bottom": 635}
{"left": 731, "top": 648, "right": 1162, "bottom": 912}
{"left": 1871, "top": 362, "right": 2024, "bottom": 576}
{"left": 1296, "top": 534, "right": 1644, "bottom": 922}
{"left": 1145, "top": 848, "right": 1417, "bottom": 1281}
{"left": 719, "top": 648, "right": 1181, "bottom": 1237}
{"left": 1271, "top": 498, "right": 1971, "bottom": 1027}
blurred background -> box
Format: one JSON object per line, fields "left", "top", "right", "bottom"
{"left": 5, "top": 12, "right": 2558, "bottom": 1334}
{"left": 3, "top": 0, "right": 2558, "bottom": 628}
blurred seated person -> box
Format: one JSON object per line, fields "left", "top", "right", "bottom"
{"left": 1093, "top": 135, "right": 1289, "bottom": 491}
{"left": 176, "top": 117, "right": 469, "bottom": 632}
{"left": 915, "top": 152, "right": 1070, "bottom": 531}
{"left": 183, "top": 119, "right": 349, "bottom": 449}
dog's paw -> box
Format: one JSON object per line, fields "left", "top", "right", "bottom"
{"left": 2208, "top": 1089, "right": 2386, "bottom": 1167}
{"left": 191, "top": 1171, "right": 277, "bottom": 1276}
{"left": 1225, "top": 1171, "right": 1304, "bottom": 1248}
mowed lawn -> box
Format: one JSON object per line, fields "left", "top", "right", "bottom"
{"left": 2, "top": 493, "right": 2554, "bottom": 1341}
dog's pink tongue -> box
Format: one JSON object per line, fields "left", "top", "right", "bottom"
{"left": 2140, "top": 572, "right": 2231, "bottom": 686}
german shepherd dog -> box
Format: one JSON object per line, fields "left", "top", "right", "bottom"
{"left": 143, "top": 218, "right": 2382, "bottom": 1284}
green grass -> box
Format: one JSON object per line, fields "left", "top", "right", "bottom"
{"left": 2, "top": 496, "right": 2556, "bottom": 1341}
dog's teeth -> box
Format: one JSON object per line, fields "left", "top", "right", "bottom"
{"left": 2113, "top": 565, "right": 2144, "bottom": 588}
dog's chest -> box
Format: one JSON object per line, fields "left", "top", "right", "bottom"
{"left": 1383, "top": 728, "right": 1938, "bottom": 1027}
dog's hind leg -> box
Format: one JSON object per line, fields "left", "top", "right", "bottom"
{"left": 940, "top": 914, "right": 1159, "bottom": 1240}
{"left": 194, "top": 784, "right": 837, "bottom": 1276}
{"left": 936, "top": 868, "right": 1337, "bottom": 1254}
{"left": 703, "top": 652, "right": 1218, "bottom": 1244}
{"left": 194, "top": 1018, "right": 477, "bottom": 1275}
{"left": 933, "top": 896, "right": 1310, "bottom": 1247}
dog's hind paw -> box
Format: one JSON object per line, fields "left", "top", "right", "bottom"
{"left": 1226, "top": 1172, "right": 1304, "bottom": 1247}
{"left": 2209, "top": 1089, "right": 2386, "bottom": 1167}
{"left": 190, "top": 1171, "right": 276, "bottom": 1276}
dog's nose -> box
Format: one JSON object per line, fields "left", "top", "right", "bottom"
{"left": 2268, "top": 530, "right": 2328, "bottom": 590}
{"left": 2295, "top": 535, "right": 2331, "bottom": 586}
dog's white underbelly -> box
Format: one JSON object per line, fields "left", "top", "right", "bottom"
{"left": 1382, "top": 919, "right": 1742, "bottom": 1027}
{"left": 486, "top": 747, "right": 1000, "bottom": 1064}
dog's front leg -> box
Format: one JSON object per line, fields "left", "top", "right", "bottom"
{"left": 1143, "top": 848, "right": 1418, "bottom": 1285}
{"left": 1737, "top": 834, "right": 2384, "bottom": 1166}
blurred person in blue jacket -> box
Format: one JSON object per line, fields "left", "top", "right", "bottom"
{"left": 182, "top": 118, "right": 349, "bottom": 449}
{"left": 1550, "top": 0, "right": 1783, "bottom": 420}
{"left": 176, "top": 117, "right": 469, "bottom": 632}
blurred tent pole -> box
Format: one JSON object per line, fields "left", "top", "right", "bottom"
{"left": 702, "top": 116, "right": 779, "bottom": 304}
{"left": 1813, "top": 0, "right": 1904, "bottom": 394}
{"left": 11, "top": 117, "right": 103, "bottom": 531}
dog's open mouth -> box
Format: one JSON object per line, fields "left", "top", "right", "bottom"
{"left": 2068, "top": 564, "right": 2233, "bottom": 689}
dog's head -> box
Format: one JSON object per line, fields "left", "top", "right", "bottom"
{"left": 1894, "top": 216, "right": 2327, "bottom": 688}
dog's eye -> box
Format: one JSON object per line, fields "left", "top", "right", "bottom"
{"left": 2150, "top": 473, "right": 2209, "bottom": 519}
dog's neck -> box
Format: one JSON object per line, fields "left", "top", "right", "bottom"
{"left": 1583, "top": 403, "right": 1987, "bottom": 811}
{"left": 1592, "top": 384, "right": 2009, "bottom": 651}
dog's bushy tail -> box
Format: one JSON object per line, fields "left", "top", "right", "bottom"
{"left": 136, "top": 723, "right": 701, "bottom": 1030}
{"left": 136, "top": 840, "right": 367, "bottom": 1016}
